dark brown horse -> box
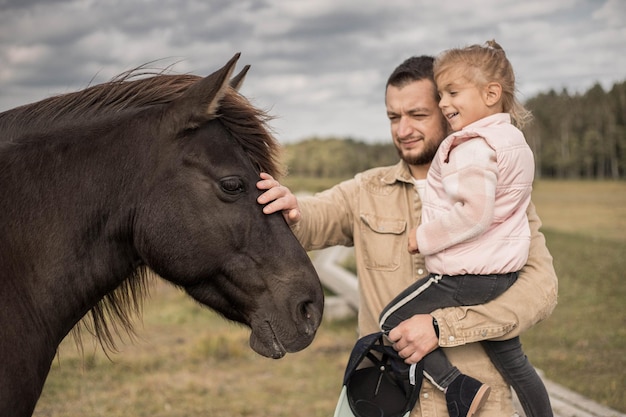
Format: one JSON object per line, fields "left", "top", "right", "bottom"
{"left": 0, "top": 54, "right": 324, "bottom": 417}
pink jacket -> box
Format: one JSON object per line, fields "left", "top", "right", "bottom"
{"left": 416, "top": 113, "right": 534, "bottom": 275}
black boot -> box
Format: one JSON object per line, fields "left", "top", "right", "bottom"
{"left": 445, "top": 374, "right": 491, "bottom": 417}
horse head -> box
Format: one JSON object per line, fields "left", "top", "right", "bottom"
{"left": 133, "top": 54, "right": 324, "bottom": 358}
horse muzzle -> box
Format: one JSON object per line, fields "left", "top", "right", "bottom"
{"left": 249, "top": 298, "right": 323, "bottom": 359}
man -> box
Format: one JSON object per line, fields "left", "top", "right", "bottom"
{"left": 257, "top": 56, "right": 557, "bottom": 416}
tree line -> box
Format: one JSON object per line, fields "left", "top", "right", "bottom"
{"left": 283, "top": 137, "right": 399, "bottom": 178}
{"left": 284, "top": 80, "right": 626, "bottom": 180}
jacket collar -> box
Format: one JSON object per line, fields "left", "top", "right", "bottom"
{"left": 462, "top": 112, "right": 510, "bottom": 131}
{"left": 381, "top": 160, "right": 414, "bottom": 185}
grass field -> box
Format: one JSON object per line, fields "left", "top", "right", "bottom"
{"left": 32, "top": 180, "right": 626, "bottom": 416}
{"left": 520, "top": 180, "right": 626, "bottom": 412}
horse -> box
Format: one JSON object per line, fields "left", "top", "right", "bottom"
{"left": 0, "top": 54, "right": 324, "bottom": 417}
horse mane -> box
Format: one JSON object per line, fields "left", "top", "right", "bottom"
{"left": 6, "top": 66, "right": 285, "bottom": 353}
{"left": 0, "top": 68, "right": 199, "bottom": 136}
{"left": 2, "top": 66, "right": 284, "bottom": 179}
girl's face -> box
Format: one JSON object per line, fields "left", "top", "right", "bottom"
{"left": 436, "top": 72, "right": 501, "bottom": 132}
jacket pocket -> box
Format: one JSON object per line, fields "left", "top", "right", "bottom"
{"left": 359, "top": 214, "right": 407, "bottom": 271}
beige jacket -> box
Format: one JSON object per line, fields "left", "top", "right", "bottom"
{"left": 291, "top": 160, "right": 558, "bottom": 416}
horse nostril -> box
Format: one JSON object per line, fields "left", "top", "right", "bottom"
{"left": 298, "top": 301, "right": 321, "bottom": 336}
{"left": 299, "top": 302, "right": 310, "bottom": 319}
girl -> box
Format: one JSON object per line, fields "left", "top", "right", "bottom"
{"left": 380, "top": 40, "right": 552, "bottom": 417}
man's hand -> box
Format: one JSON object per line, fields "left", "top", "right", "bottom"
{"left": 387, "top": 314, "right": 439, "bottom": 364}
{"left": 256, "top": 172, "right": 301, "bottom": 225}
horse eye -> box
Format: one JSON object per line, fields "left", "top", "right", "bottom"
{"left": 220, "top": 176, "right": 245, "bottom": 195}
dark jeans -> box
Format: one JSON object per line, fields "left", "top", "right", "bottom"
{"left": 379, "top": 272, "right": 552, "bottom": 417}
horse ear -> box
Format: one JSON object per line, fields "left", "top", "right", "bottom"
{"left": 230, "top": 65, "right": 250, "bottom": 91}
{"left": 167, "top": 53, "right": 241, "bottom": 129}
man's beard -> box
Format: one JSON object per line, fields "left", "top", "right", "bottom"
{"left": 396, "top": 139, "right": 441, "bottom": 167}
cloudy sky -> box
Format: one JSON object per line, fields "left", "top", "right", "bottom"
{"left": 1, "top": 0, "right": 625, "bottom": 143}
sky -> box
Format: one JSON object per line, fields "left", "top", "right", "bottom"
{"left": 1, "top": 0, "right": 625, "bottom": 144}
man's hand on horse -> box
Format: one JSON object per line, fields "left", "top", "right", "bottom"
{"left": 257, "top": 173, "right": 301, "bottom": 225}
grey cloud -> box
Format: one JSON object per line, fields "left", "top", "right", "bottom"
{"left": 1, "top": 0, "right": 624, "bottom": 143}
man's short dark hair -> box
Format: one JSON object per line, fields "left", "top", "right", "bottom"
{"left": 386, "top": 56, "right": 435, "bottom": 89}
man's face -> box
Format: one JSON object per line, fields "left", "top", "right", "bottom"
{"left": 385, "top": 79, "right": 448, "bottom": 168}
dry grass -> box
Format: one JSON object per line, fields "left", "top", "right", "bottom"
{"left": 34, "top": 282, "right": 358, "bottom": 417}
{"left": 522, "top": 181, "right": 626, "bottom": 412}
{"left": 531, "top": 180, "right": 626, "bottom": 242}
{"left": 523, "top": 227, "right": 626, "bottom": 411}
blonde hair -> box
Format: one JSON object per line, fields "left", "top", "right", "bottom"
{"left": 433, "top": 39, "right": 532, "bottom": 128}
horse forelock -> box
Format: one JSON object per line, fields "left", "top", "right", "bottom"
{"left": 217, "top": 91, "right": 284, "bottom": 179}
